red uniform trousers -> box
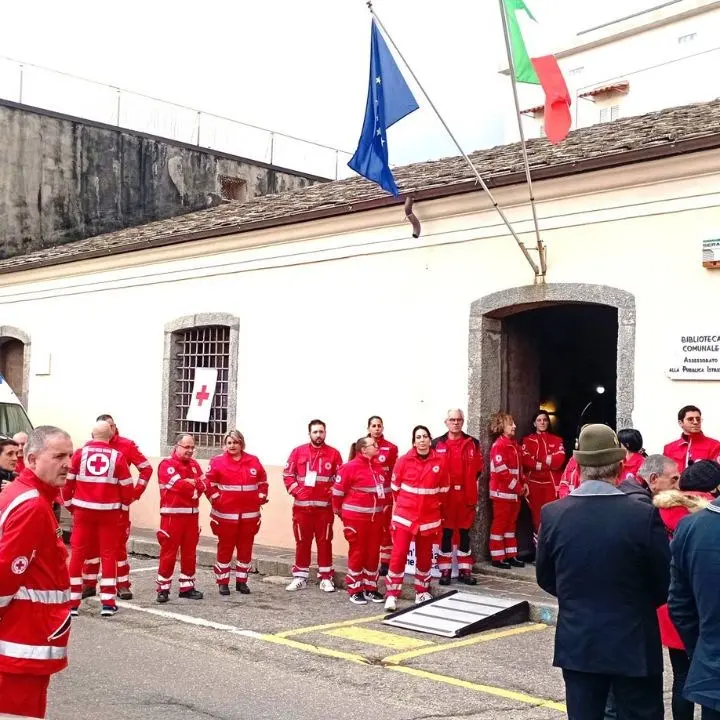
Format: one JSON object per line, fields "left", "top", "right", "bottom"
{"left": 69, "top": 508, "right": 120, "bottom": 609}
{"left": 291, "top": 508, "right": 334, "bottom": 580}
{"left": 527, "top": 480, "right": 557, "bottom": 537}
{"left": 82, "top": 509, "right": 131, "bottom": 592}
{"left": 212, "top": 517, "right": 260, "bottom": 585}
{"left": 489, "top": 498, "right": 520, "bottom": 561}
{"left": 343, "top": 514, "right": 384, "bottom": 595}
{"left": 385, "top": 526, "right": 437, "bottom": 598}
{"left": 438, "top": 496, "right": 475, "bottom": 575}
{"left": 0, "top": 672, "right": 50, "bottom": 718}
{"left": 379, "top": 505, "right": 393, "bottom": 566}
{"left": 156, "top": 514, "right": 201, "bottom": 592}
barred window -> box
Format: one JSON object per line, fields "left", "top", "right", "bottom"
{"left": 171, "top": 326, "right": 229, "bottom": 449}
{"left": 162, "top": 314, "right": 239, "bottom": 459}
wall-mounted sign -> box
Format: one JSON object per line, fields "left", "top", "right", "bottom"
{"left": 702, "top": 239, "right": 720, "bottom": 269}
{"left": 666, "top": 334, "right": 720, "bottom": 380}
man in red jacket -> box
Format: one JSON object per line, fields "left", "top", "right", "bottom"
{"left": 0, "top": 425, "right": 74, "bottom": 720}
{"left": 284, "top": 419, "right": 343, "bottom": 593}
{"left": 433, "top": 410, "right": 483, "bottom": 585}
{"left": 156, "top": 434, "right": 205, "bottom": 603}
{"left": 82, "top": 413, "right": 153, "bottom": 600}
{"left": 64, "top": 421, "right": 134, "bottom": 617}
{"left": 664, "top": 405, "right": 720, "bottom": 473}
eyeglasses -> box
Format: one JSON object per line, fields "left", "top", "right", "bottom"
{"left": 177, "top": 444, "right": 195, "bottom": 450}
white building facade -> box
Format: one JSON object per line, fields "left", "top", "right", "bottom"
{"left": 1, "top": 100, "right": 720, "bottom": 558}
{"left": 504, "top": 0, "right": 720, "bottom": 141}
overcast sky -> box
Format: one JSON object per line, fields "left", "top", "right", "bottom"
{"left": 0, "top": 0, "right": 659, "bottom": 176}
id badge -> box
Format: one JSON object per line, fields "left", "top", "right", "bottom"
{"left": 305, "top": 470, "right": 317, "bottom": 488}
{"left": 376, "top": 482, "right": 385, "bottom": 499}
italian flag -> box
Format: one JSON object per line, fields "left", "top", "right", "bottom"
{"left": 503, "top": 0, "right": 571, "bottom": 144}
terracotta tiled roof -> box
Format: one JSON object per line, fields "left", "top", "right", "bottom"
{"left": 1, "top": 99, "right": 720, "bottom": 274}
{"left": 579, "top": 81, "right": 631, "bottom": 100}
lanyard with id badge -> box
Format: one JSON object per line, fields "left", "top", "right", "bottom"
{"left": 374, "top": 470, "right": 385, "bottom": 499}
{"left": 305, "top": 450, "right": 320, "bottom": 488}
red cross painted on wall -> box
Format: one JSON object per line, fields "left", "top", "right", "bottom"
{"left": 195, "top": 385, "right": 210, "bottom": 406}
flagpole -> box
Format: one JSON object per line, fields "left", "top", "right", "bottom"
{"left": 366, "top": 2, "right": 541, "bottom": 278}
{"left": 496, "top": 0, "right": 546, "bottom": 276}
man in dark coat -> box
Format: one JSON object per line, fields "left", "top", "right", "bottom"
{"left": 536, "top": 424, "right": 671, "bottom": 720}
{"left": 618, "top": 454, "right": 680, "bottom": 505}
{"left": 668, "top": 462, "right": 720, "bottom": 719}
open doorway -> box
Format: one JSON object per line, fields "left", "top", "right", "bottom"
{"left": 505, "top": 303, "right": 618, "bottom": 455}
{"left": 468, "top": 284, "right": 636, "bottom": 562}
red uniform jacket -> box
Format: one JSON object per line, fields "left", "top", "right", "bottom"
{"left": 283, "top": 443, "right": 343, "bottom": 511}
{"left": 205, "top": 451, "right": 267, "bottom": 522}
{"left": 433, "top": 432, "right": 482, "bottom": 508}
{"left": 110, "top": 433, "right": 153, "bottom": 501}
{"left": 373, "top": 436, "right": 399, "bottom": 484}
{"left": 157, "top": 456, "right": 205, "bottom": 515}
{"left": 333, "top": 455, "right": 388, "bottom": 520}
{"left": 521, "top": 432, "right": 565, "bottom": 489}
{"left": 620, "top": 452, "right": 645, "bottom": 482}
{"left": 558, "top": 457, "right": 580, "bottom": 498}
{"left": 391, "top": 448, "right": 449, "bottom": 536}
{"left": 489, "top": 435, "right": 524, "bottom": 500}
{"left": 63, "top": 441, "right": 134, "bottom": 512}
{"left": 663, "top": 433, "right": 720, "bottom": 473}
{"left": 0, "top": 471, "right": 72, "bottom": 675}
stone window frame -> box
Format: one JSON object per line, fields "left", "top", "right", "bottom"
{"left": 160, "top": 313, "right": 239, "bottom": 460}
{"left": 0, "top": 326, "right": 31, "bottom": 409}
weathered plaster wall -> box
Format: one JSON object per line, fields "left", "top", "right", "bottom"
{"left": 0, "top": 100, "right": 321, "bottom": 258}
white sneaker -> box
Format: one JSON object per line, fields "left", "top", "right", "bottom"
{"left": 415, "top": 592, "right": 433, "bottom": 604}
{"left": 286, "top": 578, "right": 308, "bottom": 592}
{"left": 319, "top": 579, "right": 336, "bottom": 593}
{"left": 384, "top": 596, "right": 397, "bottom": 612}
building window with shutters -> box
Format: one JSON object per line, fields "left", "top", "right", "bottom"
{"left": 599, "top": 105, "right": 620, "bottom": 123}
{"left": 161, "top": 314, "right": 239, "bottom": 459}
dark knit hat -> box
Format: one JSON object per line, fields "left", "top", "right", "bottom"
{"left": 573, "top": 424, "right": 626, "bottom": 467}
{"left": 679, "top": 460, "right": 720, "bottom": 493}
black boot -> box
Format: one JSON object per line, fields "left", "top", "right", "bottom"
{"left": 81, "top": 587, "right": 96, "bottom": 600}
{"left": 439, "top": 571, "right": 451, "bottom": 586}
{"left": 492, "top": 560, "right": 512, "bottom": 569}
{"left": 379, "top": 563, "right": 389, "bottom": 577}
{"left": 179, "top": 588, "right": 204, "bottom": 600}
{"left": 236, "top": 582, "right": 250, "bottom": 594}
{"left": 507, "top": 558, "right": 526, "bottom": 568}
{"left": 156, "top": 590, "right": 170, "bottom": 604}
{"left": 117, "top": 589, "right": 133, "bottom": 601}
{"left": 218, "top": 584, "right": 230, "bottom": 596}
{"left": 458, "top": 572, "right": 477, "bottom": 585}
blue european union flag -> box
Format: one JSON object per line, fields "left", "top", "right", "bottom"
{"left": 348, "top": 20, "right": 419, "bottom": 197}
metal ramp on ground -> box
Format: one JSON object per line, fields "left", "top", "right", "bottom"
{"left": 382, "top": 590, "right": 529, "bottom": 638}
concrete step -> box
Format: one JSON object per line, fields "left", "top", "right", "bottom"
{"left": 127, "top": 528, "right": 558, "bottom": 625}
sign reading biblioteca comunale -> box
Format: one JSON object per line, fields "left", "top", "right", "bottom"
{"left": 666, "top": 334, "right": 720, "bottom": 380}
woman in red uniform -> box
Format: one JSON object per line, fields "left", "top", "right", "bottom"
{"left": 205, "top": 430, "right": 268, "bottom": 595}
{"left": 488, "top": 412, "right": 527, "bottom": 569}
{"left": 521, "top": 410, "right": 565, "bottom": 542}
{"left": 384, "top": 425, "right": 449, "bottom": 612}
{"left": 617, "top": 428, "right": 647, "bottom": 483}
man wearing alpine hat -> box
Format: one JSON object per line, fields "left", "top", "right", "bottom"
{"left": 536, "top": 424, "right": 671, "bottom": 720}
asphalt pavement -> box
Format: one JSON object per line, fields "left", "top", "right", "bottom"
{"left": 46, "top": 557, "right": 675, "bottom": 720}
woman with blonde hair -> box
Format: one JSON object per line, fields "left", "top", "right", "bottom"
{"left": 205, "top": 430, "right": 268, "bottom": 595}
{"left": 488, "top": 412, "right": 527, "bottom": 569}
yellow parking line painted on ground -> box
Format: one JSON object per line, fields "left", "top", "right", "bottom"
{"left": 387, "top": 665, "right": 567, "bottom": 713}
{"left": 324, "top": 626, "right": 434, "bottom": 650}
{"left": 274, "top": 614, "right": 386, "bottom": 638}
{"left": 381, "top": 623, "right": 548, "bottom": 665}
{"left": 258, "top": 632, "right": 370, "bottom": 665}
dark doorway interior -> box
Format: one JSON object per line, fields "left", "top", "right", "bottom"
{"left": 0, "top": 338, "right": 25, "bottom": 398}
{"left": 502, "top": 303, "right": 618, "bottom": 558}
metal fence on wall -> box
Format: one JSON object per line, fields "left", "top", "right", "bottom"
{"left": 0, "top": 55, "right": 353, "bottom": 180}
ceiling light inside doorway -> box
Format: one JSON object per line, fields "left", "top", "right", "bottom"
{"left": 595, "top": 385, "right": 605, "bottom": 395}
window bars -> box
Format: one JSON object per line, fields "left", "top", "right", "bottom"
{"left": 172, "top": 325, "right": 230, "bottom": 449}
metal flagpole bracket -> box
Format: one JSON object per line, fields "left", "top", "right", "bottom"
{"left": 364, "top": 2, "right": 541, "bottom": 278}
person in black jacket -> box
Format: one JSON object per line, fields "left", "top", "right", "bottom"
{"left": 669, "top": 465, "right": 720, "bottom": 720}
{"left": 0, "top": 436, "right": 19, "bottom": 490}
{"left": 618, "top": 454, "right": 680, "bottom": 505}
{"left": 536, "top": 424, "right": 671, "bottom": 720}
